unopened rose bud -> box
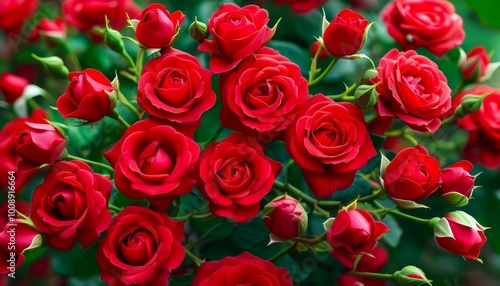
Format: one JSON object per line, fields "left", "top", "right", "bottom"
{"left": 394, "top": 266, "right": 432, "bottom": 286}
{"left": 31, "top": 54, "right": 69, "bottom": 78}
{"left": 455, "top": 94, "right": 487, "bottom": 118}
{"left": 440, "top": 160, "right": 476, "bottom": 207}
{"left": 361, "top": 68, "right": 378, "bottom": 85}
{"left": 189, "top": 18, "right": 208, "bottom": 43}
{"left": 354, "top": 84, "right": 378, "bottom": 109}
{"left": 262, "top": 195, "right": 308, "bottom": 240}
{"left": 0, "top": 72, "right": 29, "bottom": 104}
{"left": 104, "top": 16, "right": 126, "bottom": 55}
{"left": 460, "top": 46, "right": 490, "bottom": 83}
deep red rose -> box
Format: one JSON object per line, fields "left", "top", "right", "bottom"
{"left": 220, "top": 47, "right": 308, "bottom": 141}
{"left": 192, "top": 251, "right": 293, "bottom": 286}
{"left": 198, "top": 3, "right": 276, "bottom": 73}
{"left": 0, "top": 110, "right": 46, "bottom": 192}
{"left": 434, "top": 211, "right": 487, "bottom": 260}
{"left": 263, "top": 194, "right": 308, "bottom": 240}
{"left": 326, "top": 209, "right": 389, "bottom": 255}
{"left": 15, "top": 121, "right": 67, "bottom": 175}
{"left": 455, "top": 85, "right": 500, "bottom": 168}
{"left": 285, "top": 94, "right": 376, "bottom": 198}
{"left": 383, "top": 145, "right": 442, "bottom": 208}
{"left": 30, "top": 160, "right": 112, "bottom": 250}
{"left": 332, "top": 246, "right": 388, "bottom": 272}
{"left": 381, "top": 0, "right": 464, "bottom": 57}
{"left": 196, "top": 133, "right": 282, "bottom": 222}
{"left": 104, "top": 118, "right": 200, "bottom": 211}
{"left": 271, "top": 0, "right": 327, "bottom": 13}
{"left": 0, "top": 72, "right": 29, "bottom": 104}
{"left": 337, "top": 274, "right": 386, "bottom": 286}
{"left": 57, "top": 69, "right": 116, "bottom": 122}
{"left": 460, "top": 46, "right": 490, "bottom": 83}
{"left": 0, "top": 200, "right": 40, "bottom": 275}
{"left": 323, "top": 9, "right": 369, "bottom": 57}
{"left": 137, "top": 48, "right": 215, "bottom": 125}
{"left": 62, "top": 0, "right": 140, "bottom": 41}
{"left": 440, "top": 160, "right": 475, "bottom": 207}
{"left": 0, "top": 0, "right": 37, "bottom": 37}
{"left": 97, "top": 206, "right": 184, "bottom": 286}
{"left": 374, "top": 49, "right": 451, "bottom": 132}
{"left": 135, "top": 4, "right": 185, "bottom": 49}
{"left": 28, "top": 17, "right": 66, "bottom": 43}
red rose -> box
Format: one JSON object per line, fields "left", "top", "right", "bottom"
{"left": 310, "top": 41, "right": 327, "bottom": 59}
{"left": 135, "top": 4, "right": 185, "bottom": 49}
{"left": 440, "top": 160, "right": 475, "bottom": 207}
{"left": 198, "top": 3, "right": 276, "bottom": 73}
{"left": 62, "top": 0, "right": 140, "bottom": 41}
{"left": 0, "top": 110, "right": 46, "bottom": 192}
{"left": 196, "top": 133, "right": 282, "bottom": 222}
{"left": 97, "top": 206, "right": 184, "bottom": 286}
{"left": 323, "top": 9, "right": 369, "bottom": 57}
{"left": 455, "top": 85, "right": 500, "bottom": 168}
{"left": 0, "top": 200, "right": 40, "bottom": 275}
{"left": 460, "top": 46, "right": 490, "bottom": 83}
{"left": 271, "top": 0, "right": 327, "bottom": 13}
{"left": 57, "top": 69, "right": 116, "bottom": 122}
{"left": 383, "top": 145, "right": 442, "bottom": 208}
{"left": 0, "top": 0, "right": 37, "bottom": 36}
{"left": 28, "top": 17, "right": 66, "bottom": 43}
{"left": 191, "top": 251, "right": 293, "bottom": 286}
{"left": 374, "top": 49, "right": 451, "bottom": 132}
{"left": 326, "top": 209, "right": 389, "bottom": 255}
{"left": 434, "top": 211, "right": 487, "bottom": 260}
{"left": 0, "top": 72, "right": 29, "bottom": 104}
{"left": 30, "top": 160, "right": 112, "bottom": 250}
{"left": 381, "top": 0, "right": 464, "bottom": 57}
{"left": 220, "top": 47, "right": 308, "bottom": 141}
{"left": 137, "top": 48, "right": 215, "bottom": 125}
{"left": 285, "top": 94, "right": 376, "bottom": 198}
{"left": 15, "top": 121, "right": 67, "bottom": 175}
{"left": 104, "top": 118, "right": 200, "bottom": 211}
{"left": 263, "top": 194, "right": 308, "bottom": 240}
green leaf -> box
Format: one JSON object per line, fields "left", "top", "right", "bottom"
{"left": 169, "top": 275, "right": 194, "bottom": 286}
{"left": 381, "top": 214, "right": 403, "bottom": 248}
{"left": 267, "top": 40, "right": 311, "bottom": 76}
{"left": 330, "top": 176, "right": 372, "bottom": 202}
{"left": 230, "top": 218, "right": 269, "bottom": 250}
{"left": 465, "top": 0, "right": 500, "bottom": 28}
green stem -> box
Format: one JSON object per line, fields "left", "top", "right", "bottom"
{"left": 291, "top": 232, "right": 326, "bottom": 245}
{"left": 67, "top": 155, "right": 114, "bottom": 173}
{"left": 384, "top": 126, "right": 408, "bottom": 137}
{"left": 135, "top": 48, "right": 145, "bottom": 77}
{"left": 122, "top": 50, "right": 136, "bottom": 71}
{"left": 63, "top": 42, "right": 82, "bottom": 71}
{"left": 386, "top": 207, "right": 431, "bottom": 225}
{"left": 309, "top": 57, "right": 340, "bottom": 87}
{"left": 402, "top": 133, "right": 418, "bottom": 146}
{"left": 118, "top": 91, "right": 141, "bottom": 119}
{"left": 185, "top": 248, "right": 204, "bottom": 266}
{"left": 350, "top": 271, "right": 395, "bottom": 280}
{"left": 273, "top": 181, "right": 330, "bottom": 218}
{"left": 451, "top": 79, "right": 465, "bottom": 98}
{"left": 268, "top": 243, "right": 296, "bottom": 262}
{"left": 201, "top": 125, "right": 224, "bottom": 149}
{"left": 108, "top": 111, "right": 130, "bottom": 129}
{"left": 108, "top": 204, "right": 123, "bottom": 213}
{"left": 308, "top": 44, "right": 323, "bottom": 83}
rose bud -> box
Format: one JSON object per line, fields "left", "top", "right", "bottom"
{"left": 57, "top": 69, "right": 117, "bottom": 123}
{"left": 32, "top": 55, "right": 69, "bottom": 78}
{"left": 28, "top": 17, "right": 66, "bottom": 44}
{"left": 395, "top": 266, "right": 432, "bottom": 286}
{"left": 310, "top": 41, "right": 327, "bottom": 59}
{"left": 323, "top": 9, "right": 370, "bottom": 57}
{"left": 433, "top": 211, "right": 487, "bottom": 260}
{"left": 440, "top": 160, "right": 476, "bottom": 207}
{"left": 189, "top": 18, "right": 208, "bottom": 43}
{"left": 0, "top": 72, "right": 29, "bottom": 104}
{"left": 15, "top": 121, "right": 67, "bottom": 174}
{"left": 135, "top": 4, "right": 185, "bottom": 49}
{"left": 326, "top": 209, "right": 389, "bottom": 255}
{"left": 262, "top": 195, "right": 308, "bottom": 241}
{"left": 460, "top": 46, "right": 490, "bottom": 83}
{"left": 382, "top": 145, "right": 442, "bottom": 209}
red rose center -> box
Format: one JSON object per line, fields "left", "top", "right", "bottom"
{"left": 139, "top": 141, "right": 174, "bottom": 175}
{"left": 49, "top": 188, "right": 82, "bottom": 220}
{"left": 120, "top": 229, "right": 158, "bottom": 266}
{"left": 143, "top": 10, "right": 157, "bottom": 22}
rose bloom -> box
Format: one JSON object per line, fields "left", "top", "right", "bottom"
{"left": 196, "top": 133, "right": 282, "bottom": 223}
{"left": 58, "top": 69, "right": 116, "bottom": 122}
{"left": 198, "top": 3, "right": 275, "bottom": 73}
{"left": 383, "top": 145, "right": 442, "bottom": 208}
{"left": 382, "top": 0, "right": 464, "bottom": 57}
{"left": 191, "top": 252, "right": 293, "bottom": 286}
{"left": 0, "top": 109, "right": 46, "bottom": 192}
{"left": 455, "top": 85, "right": 500, "bottom": 168}
{"left": 62, "top": 0, "right": 140, "bottom": 41}
{"left": 460, "top": 46, "right": 490, "bottom": 83}
{"left": 374, "top": 49, "right": 451, "bottom": 132}
{"left": 271, "top": 0, "right": 327, "bottom": 13}
{"left": 323, "top": 9, "right": 369, "bottom": 57}
{"left": 104, "top": 118, "right": 200, "bottom": 211}
{"left": 0, "top": 0, "right": 37, "bottom": 36}
{"left": 28, "top": 17, "right": 66, "bottom": 43}
{"left": 285, "top": 94, "right": 376, "bottom": 198}
{"left": 327, "top": 209, "right": 389, "bottom": 255}
{"left": 137, "top": 48, "right": 215, "bottom": 125}
{"left": 440, "top": 160, "right": 475, "bottom": 207}
{"left": 30, "top": 160, "right": 112, "bottom": 250}
{"left": 220, "top": 47, "right": 308, "bottom": 141}
{"left": 135, "top": 4, "right": 185, "bottom": 49}
{"left": 262, "top": 194, "right": 308, "bottom": 240}
{"left": 434, "top": 211, "right": 487, "bottom": 260}
{"left": 97, "top": 206, "right": 184, "bottom": 286}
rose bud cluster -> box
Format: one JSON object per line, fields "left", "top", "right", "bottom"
{"left": 262, "top": 195, "right": 308, "bottom": 241}
{"left": 381, "top": 0, "right": 464, "bottom": 57}
{"left": 135, "top": 4, "right": 185, "bottom": 49}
